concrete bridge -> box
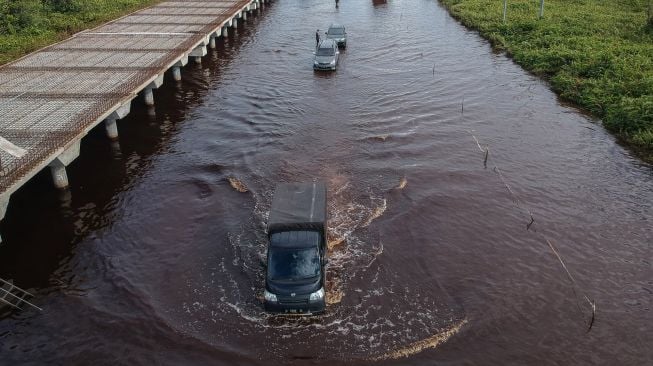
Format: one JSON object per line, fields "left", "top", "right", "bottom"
{"left": 0, "top": 0, "right": 272, "bottom": 242}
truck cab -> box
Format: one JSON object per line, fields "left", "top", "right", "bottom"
{"left": 264, "top": 182, "right": 328, "bottom": 315}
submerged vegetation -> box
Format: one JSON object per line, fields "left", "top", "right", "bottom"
{"left": 439, "top": 0, "right": 653, "bottom": 161}
{"left": 0, "top": 0, "right": 159, "bottom": 65}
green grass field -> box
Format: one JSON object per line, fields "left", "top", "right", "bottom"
{"left": 0, "top": 0, "right": 159, "bottom": 65}
{"left": 439, "top": 0, "right": 653, "bottom": 161}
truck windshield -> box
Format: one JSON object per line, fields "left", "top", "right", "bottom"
{"left": 316, "top": 47, "right": 335, "bottom": 56}
{"left": 328, "top": 28, "right": 344, "bottom": 35}
{"left": 268, "top": 247, "right": 320, "bottom": 281}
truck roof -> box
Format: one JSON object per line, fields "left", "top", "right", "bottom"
{"left": 268, "top": 182, "right": 327, "bottom": 235}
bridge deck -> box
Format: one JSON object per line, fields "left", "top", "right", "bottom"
{"left": 0, "top": 0, "right": 258, "bottom": 202}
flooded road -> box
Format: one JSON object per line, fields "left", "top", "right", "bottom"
{"left": 1, "top": 0, "right": 651, "bottom": 364}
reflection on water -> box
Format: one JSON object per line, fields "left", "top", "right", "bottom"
{"left": 1, "top": 0, "right": 651, "bottom": 365}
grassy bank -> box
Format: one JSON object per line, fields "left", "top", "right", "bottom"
{"left": 0, "top": 0, "right": 160, "bottom": 65}
{"left": 439, "top": 0, "right": 653, "bottom": 161}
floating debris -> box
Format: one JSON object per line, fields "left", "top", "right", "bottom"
{"left": 372, "top": 318, "right": 468, "bottom": 360}
{"left": 396, "top": 176, "right": 408, "bottom": 189}
{"left": 227, "top": 177, "right": 248, "bottom": 192}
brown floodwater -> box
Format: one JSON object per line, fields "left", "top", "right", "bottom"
{"left": 1, "top": 0, "right": 651, "bottom": 364}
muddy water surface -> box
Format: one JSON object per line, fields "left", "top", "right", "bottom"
{"left": 1, "top": 0, "right": 651, "bottom": 365}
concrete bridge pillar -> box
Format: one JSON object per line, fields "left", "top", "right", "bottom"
{"left": 172, "top": 55, "right": 188, "bottom": 81}
{"left": 143, "top": 74, "right": 164, "bottom": 106}
{"left": 0, "top": 194, "right": 8, "bottom": 222}
{"left": 221, "top": 26, "right": 229, "bottom": 38}
{"left": 49, "top": 161, "right": 68, "bottom": 189}
{"left": 232, "top": 18, "right": 238, "bottom": 28}
{"left": 144, "top": 88, "right": 154, "bottom": 106}
{"left": 48, "top": 140, "right": 80, "bottom": 190}
{"left": 209, "top": 36, "right": 216, "bottom": 49}
{"left": 0, "top": 192, "right": 9, "bottom": 242}
{"left": 190, "top": 45, "right": 207, "bottom": 64}
{"left": 104, "top": 101, "right": 131, "bottom": 140}
{"left": 105, "top": 118, "right": 118, "bottom": 140}
{"left": 0, "top": 193, "right": 7, "bottom": 243}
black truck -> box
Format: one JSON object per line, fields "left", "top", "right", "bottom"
{"left": 263, "top": 182, "right": 328, "bottom": 315}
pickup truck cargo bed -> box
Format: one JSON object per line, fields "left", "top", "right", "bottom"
{"left": 267, "top": 182, "right": 327, "bottom": 235}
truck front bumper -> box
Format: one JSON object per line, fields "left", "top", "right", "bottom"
{"left": 264, "top": 298, "right": 326, "bottom": 315}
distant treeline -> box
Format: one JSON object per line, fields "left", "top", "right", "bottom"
{"left": 440, "top": 0, "right": 653, "bottom": 161}
{"left": 0, "top": 0, "right": 157, "bottom": 64}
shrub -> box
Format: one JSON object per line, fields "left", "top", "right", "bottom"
{"left": 44, "top": 0, "right": 83, "bottom": 13}
{"left": 0, "top": 0, "right": 45, "bottom": 34}
{"left": 606, "top": 96, "right": 653, "bottom": 136}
